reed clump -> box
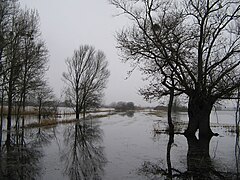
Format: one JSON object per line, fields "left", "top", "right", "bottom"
{"left": 25, "top": 119, "right": 58, "bottom": 128}
{"left": 25, "top": 112, "right": 116, "bottom": 128}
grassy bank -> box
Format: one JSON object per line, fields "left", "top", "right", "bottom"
{"left": 25, "top": 111, "right": 116, "bottom": 128}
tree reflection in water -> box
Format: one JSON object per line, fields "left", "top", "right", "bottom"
{"left": 32, "top": 127, "right": 56, "bottom": 147}
{"left": 186, "top": 135, "right": 223, "bottom": 179}
{"left": 119, "top": 111, "right": 135, "bottom": 118}
{"left": 0, "top": 128, "right": 46, "bottom": 180}
{"left": 139, "top": 134, "right": 239, "bottom": 179}
{"left": 61, "top": 122, "right": 106, "bottom": 180}
{"left": 236, "top": 135, "right": 240, "bottom": 180}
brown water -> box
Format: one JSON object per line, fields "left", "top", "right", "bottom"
{"left": 0, "top": 111, "right": 239, "bottom": 179}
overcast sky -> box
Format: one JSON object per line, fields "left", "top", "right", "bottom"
{"left": 19, "top": 0, "right": 158, "bottom": 106}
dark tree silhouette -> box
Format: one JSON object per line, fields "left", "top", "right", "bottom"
{"left": 31, "top": 81, "right": 55, "bottom": 122}
{"left": 110, "top": 0, "right": 240, "bottom": 137}
{"left": 0, "top": 0, "right": 49, "bottom": 146}
{"left": 0, "top": 127, "right": 44, "bottom": 180}
{"left": 114, "top": 101, "right": 135, "bottom": 111}
{"left": 63, "top": 45, "right": 110, "bottom": 120}
{"left": 61, "top": 122, "right": 106, "bottom": 179}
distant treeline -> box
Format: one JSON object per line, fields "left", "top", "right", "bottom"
{"left": 109, "top": 101, "right": 135, "bottom": 111}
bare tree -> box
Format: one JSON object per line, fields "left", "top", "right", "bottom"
{"left": 63, "top": 45, "right": 110, "bottom": 120}
{"left": 3, "top": 0, "right": 23, "bottom": 146}
{"left": 0, "top": 0, "right": 18, "bottom": 147}
{"left": 0, "top": 0, "right": 49, "bottom": 146}
{"left": 30, "top": 81, "right": 55, "bottom": 123}
{"left": 21, "top": 16, "right": 48, "bottom": 126}
{"left": 12, "top": 9, "right": 48, "bottom": 133}
{"left": 110, "top": 0, "right": 240, "bottom": 137}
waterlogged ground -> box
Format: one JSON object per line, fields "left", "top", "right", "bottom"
{"left": 0, "top": 110, "right": 239, "bottom": 179}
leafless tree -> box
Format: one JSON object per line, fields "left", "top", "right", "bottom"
{"left": 110, "top": 0, "right": 240, "bottom": 137}
{"left": 0, "top": 0, "right": 49, "bottom": 146}
{"left": 0, "top": 0, "right": 16, "bottom": 147}
{"left": 13, "top": 9, "right": 48, "bottom": 133}
{"left": 30, "top": 81, "right": 55, "bottom": 123}
{"left": 2, "top": 0, "right": 23, "bottom": 147}
{"left": 63, "top": 45, "right": 110, "bottom": 120}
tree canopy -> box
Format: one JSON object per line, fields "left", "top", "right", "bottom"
{"left": 110, "top": 0, "right": 240, "bottom": 137}
{"left": 0, "top": 0, "right": 49, "bottom": 145}
{"left": 63, "top": 45, "right": 110, "bottom": 119}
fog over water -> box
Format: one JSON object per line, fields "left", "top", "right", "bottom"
{"left": 19, "top": 0, "right": 158, "bottom": 106}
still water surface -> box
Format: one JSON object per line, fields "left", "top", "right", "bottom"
{"left": 0, "top": 111, "right": 239, "bottom": 179}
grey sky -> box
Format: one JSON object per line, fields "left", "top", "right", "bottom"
{"left": 19, "top": 0, "right": 158, "bottom": 106}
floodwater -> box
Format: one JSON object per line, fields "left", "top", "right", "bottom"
{"left": 0, "top": 110, "right": 239, "bottom": 179}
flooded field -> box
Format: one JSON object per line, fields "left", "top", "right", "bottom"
{"left": 0, "top": 110, "right": 239, "bottom": 179}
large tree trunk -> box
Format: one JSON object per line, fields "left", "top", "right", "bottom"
{"left": 76, "top": 112, "right": 80, "bottom": 120}
{"left": 76, "top": 93, "right": 80, "bottom": 120}
{"left": 186, "top": 135, "right": 212, "bottom": 178}
{"left": 76, "top": 102, "right": 80, "bottom": 120}
{"left": 185, "top": 94, "right": 215, "bottom": 138}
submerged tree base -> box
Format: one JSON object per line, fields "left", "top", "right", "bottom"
{"left": 184, "top": 129, "right": 219, "bottom": 139}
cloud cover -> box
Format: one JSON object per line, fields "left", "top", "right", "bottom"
{"left": 19, "top": 0, "right": 158, "bottom": 106}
